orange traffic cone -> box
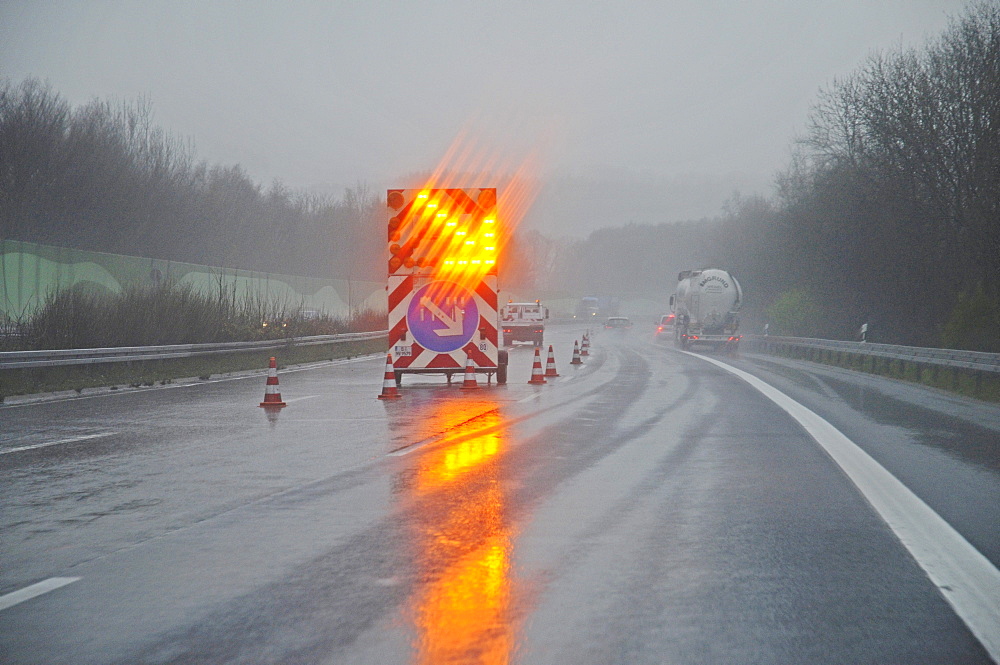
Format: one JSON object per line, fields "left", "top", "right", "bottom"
{"left": 581, "top": 333, "right": 590, "bottom": 356}
{"left": 544, "top": 344, "right": 560, "bottom": 377}
{"left": 259, "top": 356, "right": 287, "bottom": 407}
{"left": 528, "top": 346, "right": 547, "bottom": 384}
{"left": 377, "top": 353, "right": 402, "bottom": 399}
{"left": 461, "top": 354, "right": 479, "bottom": 389}
{"left": 570, "top": 340, "right": 583, "bottom": 365}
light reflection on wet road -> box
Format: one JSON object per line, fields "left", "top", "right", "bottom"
{"left": 400, "top": 400, "right": 514, "bottom": 664}
{"left": 0, "top": 325, "right": 997, "bottom": 664}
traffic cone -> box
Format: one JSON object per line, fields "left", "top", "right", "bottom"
{"left": 259, "top": 356, "right": 287, "bottom": 407}
{"left": 570, "top": 340, "right": 583, "bottom": 365}
{"left": 581, "top": 333, "right": 590, "bottom": 356}
{"left": 544, "top": 344, "right": 560, "bottom": 377}
{"left": 461, "top": 354, "right": 479, "bottom": 389}
{"left": 377, "top": 353, "right": 402, "bottom": 400}
{"left": 528, "top": 346, "right": 547, "bottom": 384}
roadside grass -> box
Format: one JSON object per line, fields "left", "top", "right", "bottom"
{"left": 0, "top": 282, "right": 388, "bottom": 401}
{"left": 1, "top": 281, "right": 387, "bottom": 351}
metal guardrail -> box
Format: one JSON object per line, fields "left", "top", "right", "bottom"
{"left": 742, "top": 335, "right": 1000, "bottom": 374}
{"left": 0, "top": 331, "right": 388, "bottom": 370}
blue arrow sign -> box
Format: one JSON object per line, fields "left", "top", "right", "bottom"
{"left": 407, "top": 281, "right": 479, "bottom": 353}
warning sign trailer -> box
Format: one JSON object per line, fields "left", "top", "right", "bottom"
{"left": 386, "top": 187, "right": 508, "bottom": 386}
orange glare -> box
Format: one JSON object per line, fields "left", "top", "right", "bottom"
{"left": 386, "top": 123, "right": 544, "bottom": 294}
{"left": 402, "top": 399, "right": 515, "bottom": 665}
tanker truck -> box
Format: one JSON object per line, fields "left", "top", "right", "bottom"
{"left": 670, "top": 268, "right": 742, "bottom": 350}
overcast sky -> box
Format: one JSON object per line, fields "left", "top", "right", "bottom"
{"left": 1, "top": 0, "right": 961, "bottom": 234}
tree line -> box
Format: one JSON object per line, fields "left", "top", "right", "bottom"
{"left": 2, "top": 2, "right": 997, "bottom": 350}
{"left": 0, "top": 81, "right": 383, "bottom": 281}
{"left": 539, "top": 2, "right": 999, "bottom": 350}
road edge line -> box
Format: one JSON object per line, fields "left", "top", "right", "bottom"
{"left": 690, "top": 352, "right": 1000, "bottom": 661}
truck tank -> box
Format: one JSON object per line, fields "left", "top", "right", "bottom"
{"left": 672, "top": 268, "right": 742, "bottom": 349}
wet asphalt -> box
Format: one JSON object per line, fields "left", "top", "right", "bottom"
{"left": 1, "top": 324, "right": 996, "bottom": 664}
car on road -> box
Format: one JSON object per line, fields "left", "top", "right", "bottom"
{"left": 604, "top": 316, "right": 633, "bottom": 330}
{"left": 655, "top": 313, "right": 676, "bottom": 340}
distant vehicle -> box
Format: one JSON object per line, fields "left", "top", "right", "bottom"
{"left": 501, "top": 300, "right": 548, "bottom": 346}
{"left": 604, "top": 316, "right": 632, "bottom": 330}
{"left": 574, "top": 295, "right": 620, "bottom": 319}
{"left": 575, "top": 296, "right": 600, "bottom": 319}
{"left": 671, "top": 268, "right": 742, "bottom": 350}
{"left": 655, "top": 313, "right": 676, "bottom": 340}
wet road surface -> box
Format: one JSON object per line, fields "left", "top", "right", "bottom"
{"left": 1, "top": 324, "right": 997, "bottom": 664}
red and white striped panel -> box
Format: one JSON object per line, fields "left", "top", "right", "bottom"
{"left": 388, "top": 274, "right": 498, "bottom": 370}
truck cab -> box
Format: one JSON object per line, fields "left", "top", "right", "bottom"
{"left": 501, "top": 300, "right": 548, "bottom": 347}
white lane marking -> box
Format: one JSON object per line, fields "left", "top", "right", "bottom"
{"left": 0, "top": 577, "right": 80, "bottom": 611}
{"left": 282, "top": 395, "right": 319, "bottom": 404}
{"left": 0, "top": 432, "right": 115, "bottom": 456}
{"left": 690, "top": 352, "right": 1000, "bottom": 661}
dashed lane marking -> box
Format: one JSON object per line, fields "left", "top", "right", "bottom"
{"left": 689, "top": 351, "right": 1000, "bottom": 662}
{"left": 0, "top": 578, "right": 80, "bottom": 611}
{"left": 0, "top": 432, "right": 115, "bottom": 456}
{"left": 282, "top": 395, "right": 319, "bottom": 404}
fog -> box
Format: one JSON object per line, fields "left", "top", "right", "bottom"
{"left": 1, "top": 0, "right": 954, "bottom": 236}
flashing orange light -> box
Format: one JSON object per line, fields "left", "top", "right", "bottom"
{"left": 387, "top": 190, "right": 405, "bottom": 209}
{"left": 477, "top": 188, "right": 497, "bottom": 210}
{"left": 386, "top": 187, "right": 501, "bottom": 282}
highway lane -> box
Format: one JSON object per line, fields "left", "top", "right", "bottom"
{"left": 715, "top": 347, "right": 1000, "bottom": 568}
{"left": 0, "top": 324, "right": 995, "bottom": 664}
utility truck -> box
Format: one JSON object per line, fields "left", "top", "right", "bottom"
{"left": 385, "top": 187, "right": 508, "bottom": 385}
{"left": 671, "top": 268, "right": 742, "bottom": 350}
{"left": 501, "top": 300, "right": 548, "bottom": 346}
